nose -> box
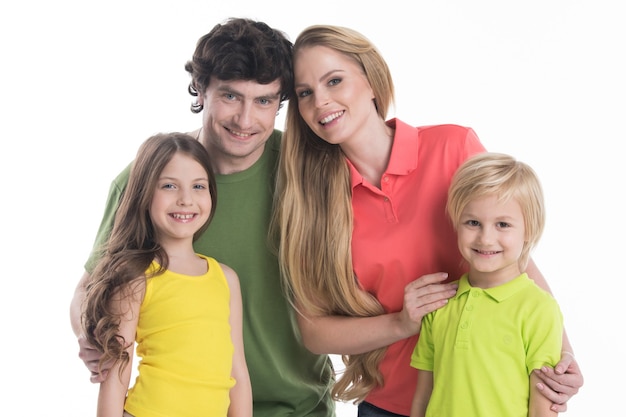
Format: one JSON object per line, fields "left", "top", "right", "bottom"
{"left": 177, "top": 189, "right": 192, "bottom": 206}
{"left": 477, "top": 226, "right": 495, "bottom": 244}
{"left": 314, "top": 89, "right": 329, "bottom": 108}
{"left": 234, "top": 101, "right": 253, "bottom": 128}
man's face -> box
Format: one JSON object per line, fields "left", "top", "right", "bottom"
{"left": 199, "top": 77, "right": 282, "bottom": 174}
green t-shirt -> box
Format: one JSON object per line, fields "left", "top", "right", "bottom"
{"left": 86, "top": 130, "right": 335, "bottom": 417}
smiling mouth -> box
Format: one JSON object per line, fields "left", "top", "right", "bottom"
{"left": 319, "top": 111, "right": 344, "bottom": 125}
{"left": 474, "top": 249, "right": 501, "bottom": 255}
{"left": 171, "top": 213, "right": 195, "bottom": 220}
{"left": 226, "top": 127, "right": 253, "bottom": 138}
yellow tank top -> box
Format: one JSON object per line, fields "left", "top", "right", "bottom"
{"left": 124, "top": 255, "right": 235, "bottom": 417}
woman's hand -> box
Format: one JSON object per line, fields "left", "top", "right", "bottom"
{"left": 400, "top": 272, "right": 458, "bottom": 335}
{"left": 533, "top": 352, "right": 584, "bottom": 412}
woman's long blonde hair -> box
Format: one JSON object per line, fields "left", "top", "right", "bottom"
{"left": 271, "top": 25, "right": 395, "bottom": 403}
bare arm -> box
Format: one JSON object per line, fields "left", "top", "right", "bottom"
{"left": 529, "top": 371, "right": 558, "bottom": 417}
{"left": 410, "top": 370, "right": 432, "bottom": 417}
{"left": 70, "top": 271, "right": 90, "bottom": 337}
{"left": 71, "top": 271, "right": 112, "bottom": 383}
{"left": 526, "top": 257, "right": 583, "bottom": 412}
{"left": 223, "top": 264, "right": 252, "bottom": 417}
{"left": 296, "top": 272, "right": 457, "bottom": 355}
{"left": 96, "top": 283, "right": 142, "bottom": 417}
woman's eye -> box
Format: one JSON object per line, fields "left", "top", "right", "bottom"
{"left": 297, "top": 89, "right": 311, "bottom": 98}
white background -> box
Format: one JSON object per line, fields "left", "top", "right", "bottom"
{"left": 1, "top": 1, "right": 623, "bottom": 416}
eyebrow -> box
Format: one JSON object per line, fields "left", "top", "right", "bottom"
{"left": 295, "top": 69, "right": 345, "bottom": 89}
{"left": 216, "top": 85, "right": 281, "bottom": 101}
{"left": 159, "top": 176, "right": 209, "bottom": 182}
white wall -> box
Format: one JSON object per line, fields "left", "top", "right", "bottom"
{"left": 1, "top": 1, "right": 622, "bottom": 415}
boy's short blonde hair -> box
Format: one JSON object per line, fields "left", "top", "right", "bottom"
{"left": 447, "top": 152, "right": 546, "bottom": 270}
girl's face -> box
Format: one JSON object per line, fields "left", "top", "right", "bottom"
{"left": 457, "top": 195, "right": 526, "bottom": 287}
{"left": 294, "top": 45, "right": 377, "bottom": 146}
{"left": 150, "top": 153, "right": 213, "bottom": 246}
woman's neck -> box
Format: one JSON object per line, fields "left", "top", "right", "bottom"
{"left": 341, "top": 120, "right": 394, "bottom": 188}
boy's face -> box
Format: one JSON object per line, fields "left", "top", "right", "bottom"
{"left": 457, "top": 195, "right": 526, "bottom": 287}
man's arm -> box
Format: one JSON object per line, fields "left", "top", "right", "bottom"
{"left": 526, "top": 258, "right": 584, "bottom": 412}
{"left": 70, "top": 271, "right": 89, "bottom": 337}
{"left": 70, "top": 270, "right": 112, "bottom": 383}
{"left": 72, "top": 164, "right": 131, "bottom": 383}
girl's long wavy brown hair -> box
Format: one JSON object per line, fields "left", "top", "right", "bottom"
{"left": 81, "top": 132, "right": 217, "bottom": 376}
{"left": 271, "top": 25, "right": 395, "bottom": 403}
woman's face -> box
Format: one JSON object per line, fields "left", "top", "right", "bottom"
{"left": 293, "top": 45, "right": 377, "bottom": 145}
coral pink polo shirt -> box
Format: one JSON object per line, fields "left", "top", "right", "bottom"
{"left": 349, "top": 119, "right": 485, "bottom": 415}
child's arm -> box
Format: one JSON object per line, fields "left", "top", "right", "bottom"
{"left": 529, "top": 371, "right": 558, "bottom": 417}
{"left": 96, "top": 281, "right": 143, "bottom": 417}
{"left": 222, "top": 264, "right": 252, "bottom": 417}
{"left": 410, "top": 370, "right": 433, "bottom": 417}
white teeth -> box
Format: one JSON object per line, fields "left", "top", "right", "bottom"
{"left": 172, "top": 213, "right": 194, "bottom": 219}
{"left": 320, "top": 111, "right": 343, "bottom": 125}
{"left": 230, "top": 130, "right": 251, "bottom": 138}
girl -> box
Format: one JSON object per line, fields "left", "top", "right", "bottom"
{"left": 82, "top": 132, "right": 251, "bottom": 417}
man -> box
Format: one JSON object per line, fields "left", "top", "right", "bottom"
{"left": 70, "top": 18, "right": 335, "bottom": 417}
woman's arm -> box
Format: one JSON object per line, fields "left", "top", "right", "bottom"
{"left": 223, "top": 264, "right": 252, "bottom": 417}
{"left": 296, "top": 272, "right": 457, "bottom": 355}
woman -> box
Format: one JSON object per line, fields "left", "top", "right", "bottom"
{"left": 272, "top": 25, "right": 583, "bottom": 416}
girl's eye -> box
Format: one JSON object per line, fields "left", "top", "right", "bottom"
{"left": 162, "top": 183, "right": 175, "bottom": 189}
{"left": 497, "top": 222, "right": 510, "bottom": 228}
{"left": 193, "top": 184, "right": 207, "bottom": 190}
{"left": 467, "top": 220, "right": 480, "bottom": 226}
